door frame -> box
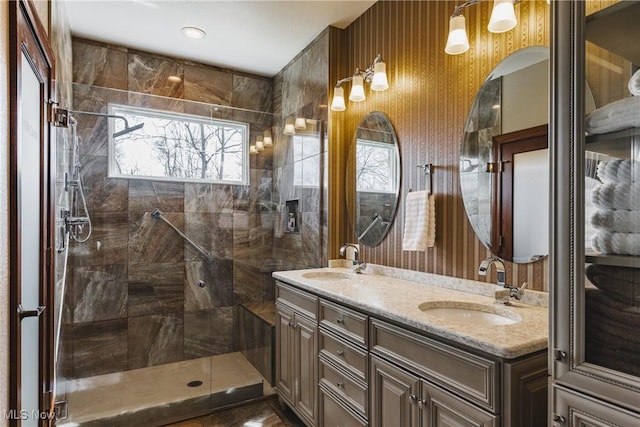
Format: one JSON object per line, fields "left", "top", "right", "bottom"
{"left": 9, "top": 0, "right": 56, "bottom": 423}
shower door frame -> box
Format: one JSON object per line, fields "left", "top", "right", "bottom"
{"left": 9, "top": 0, "right": 56, "bottom": 424}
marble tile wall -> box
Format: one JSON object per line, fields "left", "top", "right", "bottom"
{"left": 66, "top": 38, "right": 276, "bottom": 378}
{"left": 271, "top": 29, "right": 330, "bottom": 270}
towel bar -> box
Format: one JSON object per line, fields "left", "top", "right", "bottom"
{"left": 409, "top": 163, "right": 433, "bottom": 194}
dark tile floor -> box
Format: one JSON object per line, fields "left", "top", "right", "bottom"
{"left": 165, "top": 397, "right": 306, "bottom": 427}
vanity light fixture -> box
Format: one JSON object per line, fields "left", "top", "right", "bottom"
{"left": 249, "top": 144, "right": 258, "bottom": 155}
{"left": 283, "top": 117, "right": 296, "bottom": 135}
{"left": 445, "top": 0, "right": 519, "bottom": 55}
{"left": 330, "top": 54, "right": 389, "bottom": 112}
{"left": 181, "top": 26, "right": 206, "bottom": 39}
{"left": 294, "top": 117, "right": 307, "bottom": 130}
{"left": 263, "top": 129, "right": 273, "bottom": 147}
{"left": 256, "top": 135, "right": 264, "bottom": 152}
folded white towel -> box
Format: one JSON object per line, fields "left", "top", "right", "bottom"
{"left": 597, "top": 159, "right": 640, "bottom": 184}
{"left": 591, "top": 209, "right": 640, "bottom": 233}
{"left": 585, "top": 96, "right": 640, "bottom": 134}
{"left": 591, "top": 231, "right": 640, "bottom": 256}
{"left": 629, "top": 68, "right": 640, "bottom": 96}
{"left": 592, "top": 183, "right": 640, "bottom": 210}
{"left": 402, "top": 191, "right": 435, "bottom": 251}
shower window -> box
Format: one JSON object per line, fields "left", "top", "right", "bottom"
{"left": 108, "top": 104, "right": 249, "bottom": 184}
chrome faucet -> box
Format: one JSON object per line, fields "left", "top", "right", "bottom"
{"left": 339, "top": 243, "right": 367, "bottom": 273}
{"left": 478, "top": 257, "right": 527, "bottom": 304}
{"left": 478, "top": 257, "right": 506, "bottom": 286}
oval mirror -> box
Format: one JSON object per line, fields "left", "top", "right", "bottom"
{"left": 346, "top": 112, "right": 401, "bottom": 247}
{"left": 460, "top": 46, "right": 596, "bottom": 263}
{"left": 460, "top": 47, "right": 550, "bottom": 263}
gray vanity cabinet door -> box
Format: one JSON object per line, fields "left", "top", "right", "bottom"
{"left": 370, "top": 355, "right": 421, "bottom": 427}
{"left": 422, "top": 381, "right": 498, "bottom": 427}
{"left": 295, "top": 314, "right": 318, "bottom": 425}
{"left": 553, "top": 385, "right": 640, "bottom": 426}
{"left": 275, "top": 304, "right": 295, "bottom": 405}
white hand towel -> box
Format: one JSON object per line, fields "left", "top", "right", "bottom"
{"left": 585, "top": 96, "right": 640, "bottom": 134}
{"left": 629, "top": 68, "right": 640, "bottom": 96}
{"left": 597, "top": 159, "right": 640, "bottom": 184}
{"left": 591, "top": 231, "right": 640, "bottom": 256}
{"left": 402, "top": 191, "right": 435, "bottom": 251}
{"left": 592, "top": 183, "right": 640, "bottom": 210}
{"left": 591, "top": 209, "right": 640, "bottom": 233}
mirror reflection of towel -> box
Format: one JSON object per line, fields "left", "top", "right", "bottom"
{"left": 402, "top": 191, "right": 436, "bottom": 251}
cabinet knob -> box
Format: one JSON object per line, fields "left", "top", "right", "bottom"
{"left": 336, "top": 317, "right": 345, "bottom": 324}
{"left": 409, "top": 394, "right": 418, "bottom": 405}
{"left": 553, "top": 414, "right": 566, "bottom": 424}
{"left": 336, "top": 349, "right": 345, "bottom": 357}
{"left": 336, "top": 381, "right": 345, "bottom": 388}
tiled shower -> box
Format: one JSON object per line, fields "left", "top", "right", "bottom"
{"left": 54, "top": 32, "right": 329, "bottom": 425}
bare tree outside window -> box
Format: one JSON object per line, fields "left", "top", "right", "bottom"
{"left": 356, "top": 140, "right": 394, "bottom": 192}
{"left": 108, "top": 104, "right": 248, "bottom": 184}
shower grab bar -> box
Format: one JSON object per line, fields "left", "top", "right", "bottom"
{"left": 151, "top": 209, "right": 213, "bottom": 264}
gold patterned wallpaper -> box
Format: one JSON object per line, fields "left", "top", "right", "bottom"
{"left": 329, "top": 0, "right": 551, "bottom": 290}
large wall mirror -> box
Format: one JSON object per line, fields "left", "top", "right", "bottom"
{"left": 346, "top": 112, "right": 401, "bottom": 247}
{"left": 460, "top": 46, "right": 596, "bottom": 263}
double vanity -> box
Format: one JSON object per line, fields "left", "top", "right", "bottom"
{"left": 273, "top": 263, "right": 548, "bottom": 427}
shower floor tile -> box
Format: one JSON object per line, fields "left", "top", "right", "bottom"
{"left": 59, "top": 352, "right": 272, "bottom": 426}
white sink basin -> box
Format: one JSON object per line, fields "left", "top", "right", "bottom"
{"left": 418, "top": 301, "right": 520, "bottom": 326}
{"left": 301, "top": 271, "right": 353, "bottom": 281}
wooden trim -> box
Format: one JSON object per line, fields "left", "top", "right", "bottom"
{"left": 9, "top": 0, "right": 56, "bottom": 423}
{"left": 493, "top": 124, "right": 548, "bottom": 261}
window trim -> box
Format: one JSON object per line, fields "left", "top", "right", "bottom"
{"left": 107, "top": 103, "right": 249, "bottom": 185}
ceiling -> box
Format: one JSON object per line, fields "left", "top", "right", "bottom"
{"left": 65, "top": 0, "right": 377, "bottom": 77}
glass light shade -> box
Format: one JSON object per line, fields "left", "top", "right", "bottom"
{"left": 349, "top": 74, "right": 366, "bottom": 102}
{"left": 370, "top": 62, "right": 389, "bottom": 91}
{"left": 263, "top": 129, "right": 273, "bottom": 147}
{"left": 294, "top": 117, "right": 307, "bottom": 130}
{"left": 256, "top": 140, "right": 264, "bottom": 151}
{"left": 249, "top": 145, "right": 258, "bottom": 155}
{"left": 445, "top": 15, "right": 470, "bottom": 55}
{"left": 330, "top": 86, "right": 346, "bottom": 111}
{"left": 283, "top": 117, "right": 296, "bottom": 135}
{"left": 488, "top": 0, "right": 517, "bottom": 33}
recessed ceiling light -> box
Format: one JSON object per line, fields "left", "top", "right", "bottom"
{"left": 181, "top": 26, "right": 206, "bottom": 39}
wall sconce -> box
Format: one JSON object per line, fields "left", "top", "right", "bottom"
{"left": 445, "top": 0, "right": 518, "bottom": 55}
{"left": 263, "top": 129, "right": 273, "bottom": 147}
{"left": 283, "top": 117, "right": 296, "bottom": 135}
{"left": 330, "top": 53, "right": 389, "bottom": 112}
{"left": 294, "top": 117, "right": 307, "bottom": 130}
{"left": 250, "top": 144, "right": 258, "bottom": 155}
{"left": 256, "top": 135, "right": 264, "bottom": 152}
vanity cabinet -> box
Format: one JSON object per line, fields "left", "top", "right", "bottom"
{"left": 276, "top": 282, "right": 319, "bottom": 426}
{"left": 551, "top": 1, "right": 640, "bottom": 424}
{"left": 275, "top": 279, "right": 547, "bottom": 427}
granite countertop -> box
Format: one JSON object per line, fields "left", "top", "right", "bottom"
{"left": 272, "top": 265, "right": 549, "bottom": 359}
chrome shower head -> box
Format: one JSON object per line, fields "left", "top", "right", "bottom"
{"left": 113, "top": 122, "right": 145, "bottom": 138}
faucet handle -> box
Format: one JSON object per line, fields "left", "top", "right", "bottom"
{"left": 510, "top": 282, "right": 528, "bottom": 300}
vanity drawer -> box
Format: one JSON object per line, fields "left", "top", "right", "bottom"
{"left": 275, "top": 282, "right": 318, "bottom": 320}
{"left": 320, "top": 328, "right": 368, "bottom": 382}
{"left": 370, "top": 318, "right": 499, "bottom": 413}
{"left": 320, "top": 383, "right": 368, "bottom": 427}
{"left": 319, "top": 355, "right": 368, "bottom": 417}
{"left": 320, "top": 299, "right": 368, "bottom": 346}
